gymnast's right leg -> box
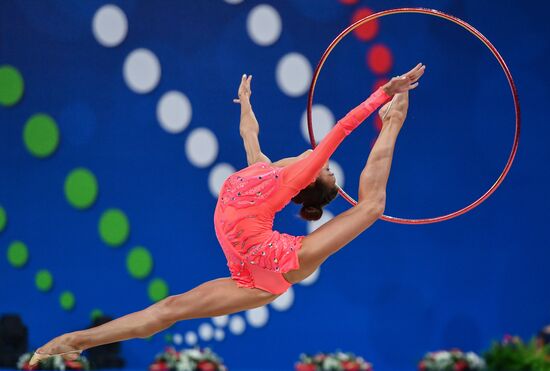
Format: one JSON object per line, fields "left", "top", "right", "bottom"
{"left": 31, "top": 278, "right": 277, "bottom": 364}
{"left": 284, "top": 93, "right": 408, "bottom": 284}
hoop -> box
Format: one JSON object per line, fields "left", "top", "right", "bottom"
{"left": 307, "top": 7, "right": 521, "bottom": 225}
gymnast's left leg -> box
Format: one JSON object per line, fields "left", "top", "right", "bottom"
{"left": 31, "top": 278, "right": 278, "bottom": 364}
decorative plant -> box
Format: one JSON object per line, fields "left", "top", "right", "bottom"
{"left": 295, "top": 351, "right": 373, "bottom": 371}
{"left": 484, "top": 334, "right": 550, "bottom": 371}
{"left": 17, "top": 353, "right": 89, "bottom": 371}
{"left": 149, "top": 347, "right": 227, "bottom": 371}
{"left": 418, "top": 349, "right": 485, "bottom": 371}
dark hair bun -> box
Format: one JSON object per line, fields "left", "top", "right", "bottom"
{"left": 300, "top": 205, "right": 323, "bottom": 221}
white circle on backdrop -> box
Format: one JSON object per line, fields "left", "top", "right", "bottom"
{"left": 208, "top": 163, "right": 236, "bottom": 197}
{"left": 229, "top": 315, "right": 246, "bottom": 335}
{"left": 301, "top": 104, "right": 335, "bottom": 143}
{"left": 298, "top": 267, "right": 320, "bottom": 286}
{"left": 276, "top": 53, "right": 312, "bottom": 97}
{"left": 247, "top": 4, "right": 282, "bottom": 46}
{"left": 123, "top": 48, "right": 161, "bottom": 94}
{"left": 270, "top": 286, "right": 294, "bottom": 311}
{"left": 224, "top": 0, "right": 244, "bottom": 4}
{"left": 212, "top": 315, "right": 229, "bottom": 327}
{"left": 198, "top": 323, "right": 214, "bottom": 341}
{"left": 245, "top": 306, "right": 269, "bottom": 328}
{"left": 172, "top": 333, "right": 183, "bottom": 345}
{"left": 185, "top": 331, "right": 198, "bottom": 346}
{"left": 157, "top": 91, "right": 192, "bottom": 134}
{"left": 92, "top": 4, "right": 128, "bottom": 47}
{"left": 328, "top": 160, "right": 344, "bottom": 188}
{"left": 214, "top": 328, "right": 225, "bottom": 341}
{"left": 185, "top": 128, "right": 219, "bottom": 168}
{"left": 307, "top": 210, "right": 334, "bottom": 234}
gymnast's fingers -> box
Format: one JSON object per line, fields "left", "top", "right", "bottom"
{"left": 408, "top": 82, "right": 419, "bottom": 90}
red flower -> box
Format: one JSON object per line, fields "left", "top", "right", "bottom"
{"left": 342, "top": 361, "right": 361, "bottom": 371}
{"left": 149, "top": 361, "right": 170, "bottom": 371}
{"left": 197, "top": 360, "right": 217, "bottom": 371}
{"left": 454, "top": 360, "right": 469, "bottom": 371}
{"left": 295, "top": 363, "right": 316, "bottom": 371}
{"left": 418, "top": 361, "right": 427, "bottom": 371}
{"left": 65, "top": 360, "right": 83, "bottom": 370}
{"left": 22, "top": 362, "right": 38, "bottom": 371}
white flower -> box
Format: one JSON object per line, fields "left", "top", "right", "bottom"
{"left": 53, "top": 355, "right": 66, "bottom": 371}
{"left": 466, "top": 352, "right": 486, "bottom": 370}
{"left": 323, "top": 356, "right": 343, "bottom": 370}
{"left": 17, "top": 353, "right": 31, "bottom": 369}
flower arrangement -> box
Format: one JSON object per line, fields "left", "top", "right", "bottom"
{"left": 418, "top": 349, "right": 485, "bottom": 371}
{"left": 295, "top": 351, "right": 373, "bottom": 371}
{"left": 149, "top": 347, "right": 227, "bottom": 371}
{"left": 483, "top": 334, "right": 550, "bottom": 371}
{"left": 17, "top": 353, "right": 89, "bottom": 371}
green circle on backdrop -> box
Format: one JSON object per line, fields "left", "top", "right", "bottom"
{"left": 0, "top": 206, "right": 6, "bottom": 232}
{"left": 0, "top": 65, "right": 24, "bottom": 106}
{"left": 65, "top": 168, "right": 98, "bottom": 209}
{"left": 23, "top": 114, "right": 60, "bottom": 158}
{"left": 60, "top": 291, "right": 75, "bottom": 310}
{"left": 126, "top": 246, "right": 153, "bottom": 279}
{"left": 148, "top": 278, "right": 169, "bottom": 302}
{"left": 7, "top": 241, "right": 28, "bottom": 268}
{"left": 90, "top": 309, "right": 103, "bottom": 320}
{"left": 99, "top": 209, "right": 130, "bottom": 247}
{"left": 35, "top": 270, "right": 53, "bottom": 292}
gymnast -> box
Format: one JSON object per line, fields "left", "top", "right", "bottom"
{"left": 30, "top": 63, "right": 425, "bottom": 365}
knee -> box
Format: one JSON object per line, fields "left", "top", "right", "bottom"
{"left": 149, "top": 295, "right": 181, "bottom": 329}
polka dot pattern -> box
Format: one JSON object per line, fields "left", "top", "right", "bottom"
{"left": 185, "top": 128, "right": 219, "bottom": 168}
{"left": 298, "top": 267, "right": 320, "bottom": 286}
{"left": 0, "top": 65, "right": 24, "bottom": 106}
{"left": 0, "top": 206, "right": 6, "bottom": 233}
{"left": 276, "top": 53, "right": 312, "bottom": 97}
{"left": 35, "top": 269, "right": 53, "bottom": 292}
{"left": 7, "top": 241, "right": 28, "bottom": 268}
{"left": 270, "top": 286, "right": 294, "bottom": 311}
{"left": 185, "top": 331, "right": 198, "bottom": 346}
{"left": 229, "top": 315, "right": 246, "bottom": 335}
{"left": 198, "top": 323, "right": 214, "bottom": 341}
{"left": 99, "top": 209, "right": 130, "bottom": 247}
{"left": 212, "top": 315, "right": 229, "bottom": 327}
{"left": 214, "top": 328, "right": 225, "bottom": 341}
{"left": 60, "top": 291, "right": 75, "bottom": 311}
{"left": 123, "top": 48, "right": 161, "bottom": 94}
{"left": 126, "top": 246, "right": 153, "bottom": 279}
{"left": 148, "top": 278, "right": 169, "bottom": 302}
{"left": 246, "top": 306, "right": 269, "bottom": 328}
{"left": 23, "top": 114, "right": 60, "bottom": 158}
{"left": 247, "top": 4, "right": 282, "bottom": 46}
{"left": 301, "top": 104, "right": 335, "bottom": 144}
{"left": 351, "top": 8, "right": 379, "bottom": 41}
{"left": 92, "top": 4, "right": 128, "bottom": 47}
{"left": 157, "top": 91, "right": 192, "bottom": 134}
{"left": 91, "top": 309, "right": 103, "bottom": 320}
{"left": 367, "top": 44, "right": 393, "bottom": 74}
{"left": 64, "top": 168, "right": 99, "bottom": 210}
{"left": 208, "top": 163, "right": 235, "bottom": 197}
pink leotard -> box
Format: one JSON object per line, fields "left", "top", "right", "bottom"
{"left": 214, "top": 88, "right": 390, "bottom": 294}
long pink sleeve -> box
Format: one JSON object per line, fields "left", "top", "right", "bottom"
{"left": 280, "top": 87, "right": 390, "bottom": 192}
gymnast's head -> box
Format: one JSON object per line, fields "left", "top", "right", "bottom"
{"left": 292, "top": 162, "right": 338, "bottom": 221}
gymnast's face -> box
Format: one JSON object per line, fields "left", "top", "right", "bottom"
{"left": 317, "top": 162, "right": 336, "bottom": 188}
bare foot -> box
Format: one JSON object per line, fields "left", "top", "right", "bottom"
{"left": 30, "top": 335, "right": 81, "bottom": 366}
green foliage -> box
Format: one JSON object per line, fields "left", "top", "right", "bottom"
{"left": 484, "top": 337, "right": 550, "bottom": 371}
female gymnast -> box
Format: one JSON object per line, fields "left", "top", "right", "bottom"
{"left": 30, "top": 63, "right": 425, "bottom": 365}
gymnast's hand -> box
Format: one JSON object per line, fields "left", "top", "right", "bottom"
{"left": 382, "top": 63, "right": 425, "bottom": 95}
{"left": 233, "top": 74, "right": 252, "bottom": 104}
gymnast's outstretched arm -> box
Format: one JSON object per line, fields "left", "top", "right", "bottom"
{"left": 234, "top": 74, "right": 271, "bottom": 166}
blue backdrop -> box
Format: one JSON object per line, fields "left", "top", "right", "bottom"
{"left": 1, "top": 0, "right": 548, "bottom": 370}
